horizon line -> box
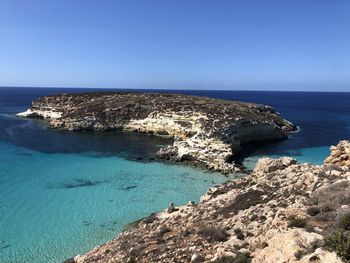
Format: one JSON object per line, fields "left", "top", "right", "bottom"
{"left": 0, "top": 85, "right": 349, "bottom": 93}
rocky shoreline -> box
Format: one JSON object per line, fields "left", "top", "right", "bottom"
{"left": 17, "top": 92, "right": 350, "bottom": 262}
{"left": 17, "top": 92, "right": 296, "bottom": 173}
{"left": 67, "top": 140, "right": 350, "bottom": 263}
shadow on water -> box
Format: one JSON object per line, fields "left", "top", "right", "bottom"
{"left": 47, "top": 178, "right": 110, "bottom": 189}
{"left": 1, "top": 114, "right": 173, "bottom": 160}
{"left": 1, "top": 88, "right": 350, "bottom": 168}
{"left": 82, "top": 220, "right": 92, "bottom": 226}
{"left": 120, "top": 185, "right": 138, "bottom": 191}
{"left": 46, "top": 172, "right": 140, "bottom": 190}
{"left": 0, "top": 241, "right": 10, "bottom": 250}
{"left": 233, "top": 138, "right": 303, "bottom": 165}
{"left": 63, "top": 179, "right": 107, "bottom": 189}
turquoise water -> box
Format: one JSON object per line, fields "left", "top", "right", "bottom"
{"left": 242, "top": 113, "right": 350, "bottom": 170}
{"left": 1, "top": 88, "right": 350, "bottom": 262}
{"left": 243, "top": 145, "right": 330, "bottom": 170}
{"left": 0, "top": 141, "right": 230, "bottom": 262}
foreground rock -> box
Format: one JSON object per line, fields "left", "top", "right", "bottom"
{"left": 66, "top": 140, "right": 350, "bottom": 263}
{"left": 324, "top": 140, "right": 350, "bottom": 169}
{"left": 17, "top": 92, "right": 295, "bottom": 173}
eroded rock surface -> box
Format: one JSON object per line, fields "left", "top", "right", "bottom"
{"left": 67, "top": 141, "right": 350, "bottom": 263}
{"left": 325, "top": 140, "right": 350, "bottom": 169}
{"left": 17, "top": 92, "right": 295, "bottom": 173}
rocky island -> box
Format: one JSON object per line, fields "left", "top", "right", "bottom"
{"left": 17, "top": 92, "right": 350, "bottom": 262}
{"left": 18, "top": 92, "right": 296, "bottom": 173}
{"left": 68, "top": 140, "right": 350, "bottom": 263}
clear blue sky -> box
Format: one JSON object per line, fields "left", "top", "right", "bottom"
{"left": 0, "top": 0, "right": 349, "bottom": 91}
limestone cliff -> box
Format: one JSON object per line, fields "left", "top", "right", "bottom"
{"left": 17, "top": 92, "right": 296, "bottom": 173}
{"left": 67, "top": 141, "right": 350, "bottom": 263}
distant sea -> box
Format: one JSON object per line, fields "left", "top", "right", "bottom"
{"left": 0, "top": 87, "right": 349, "bottom": 262}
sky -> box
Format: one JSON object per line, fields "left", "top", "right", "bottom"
{"left": 0, "top": 0, "right": 349, "bottom": 91}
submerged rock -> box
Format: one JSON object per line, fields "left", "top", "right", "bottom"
{"left": 17, "top": 92, "right": 296, "bottom": 173}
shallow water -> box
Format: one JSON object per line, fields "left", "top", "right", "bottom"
{"left": 0, "top": 88, "right": 235, "bottom": 262}
{"left": 243, "top": 145, "right": 330, "bottom": 170}
{"left": 0, "top": 142, "right": 230, "bottom": 262}
{"left": 0, "top": 87, "right": 349, "bottom": 262}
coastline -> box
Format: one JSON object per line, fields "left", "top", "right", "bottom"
{"left": 7, "top": 89, "right": 350, "bottom": 262}
{"left": 17, "top": 92, "right": 296, "bottom": 174}
{"left": 67, "top": 140, "right": 350, "bottom": 263}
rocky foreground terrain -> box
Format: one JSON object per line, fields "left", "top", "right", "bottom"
{"left": 67, "top": 140, "right": 350, "bottom": 263}
{"left": 18, "top": 92, "right": 295, "bottom": 173}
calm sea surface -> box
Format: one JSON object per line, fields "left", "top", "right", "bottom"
{"left": 0, "top": 87, "right": 349, "bottom": 262}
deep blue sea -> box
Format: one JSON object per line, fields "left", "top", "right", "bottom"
{"left": 1, "top": 87, "right": 350, "bottom": 262}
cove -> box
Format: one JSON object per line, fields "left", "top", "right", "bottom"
{"left": 0, "top": 141, "right": 232, "bottom": 262}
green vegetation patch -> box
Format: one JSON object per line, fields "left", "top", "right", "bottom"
{"left": 288, "top": 216, "right": 308, "bottom": 228}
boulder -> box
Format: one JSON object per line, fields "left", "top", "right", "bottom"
{"left": 254, "top": 157, "right": 297, "bottom": 174}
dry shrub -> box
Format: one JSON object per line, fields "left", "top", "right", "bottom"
{"left": 307, "top": 206, "right": 320, "bottom": 216}
{"left": 234, "top": 228, "right": 245, "bottom": 240}
{"left": 288, "top": 216, "right": 308, "bottom": 228}
{"left": 212, "top": 253, "right": 251, "bottom": 263}
{"left": 310, "top": 180, "right": 350, "bottom": 209}
{"left": 198, "top": 225, "right": 229, "bottom": 242}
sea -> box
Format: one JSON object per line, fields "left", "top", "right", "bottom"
{"left": 0, "top": 87, "right": 349, "bottom": 262}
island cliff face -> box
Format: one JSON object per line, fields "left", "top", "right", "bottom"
{"left": 69, "top": 141, "right": 350, "bottom": 263}
{"left": 18, "top": 92, "right": 296, "bottom": 173}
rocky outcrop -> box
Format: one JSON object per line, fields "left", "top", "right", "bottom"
{"left": 67, "top": 141, "right": 350, "bottom": 263}
{"left": 324, "top": 140, "right": 350, "bottom": 169}
{"left": 17, "top": 92, "right": 296, "bottom": 173}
